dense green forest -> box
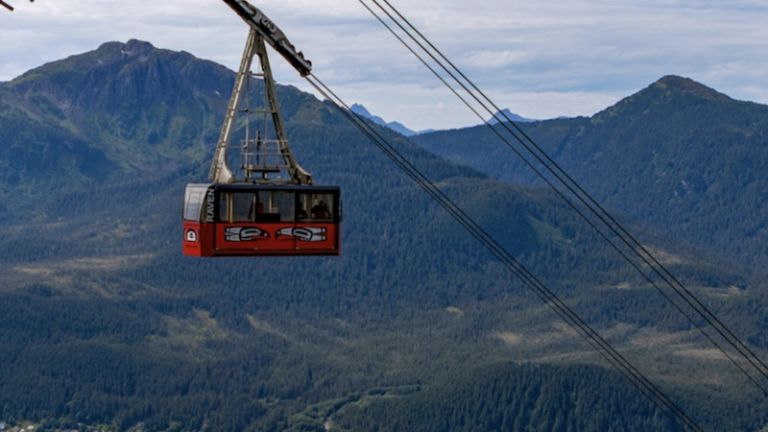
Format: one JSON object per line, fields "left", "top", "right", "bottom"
{"left": 333, "top": 363, "right": 767, "bottom": 432}
{"left": 0, "top": 40, "right": 767, "bottom": 430}
{"left": 414, "top": 76, "right": 768, "bottom": 275}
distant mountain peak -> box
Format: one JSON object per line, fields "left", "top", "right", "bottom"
{"left": 350, "top": 103, "right": 374, "bottom": 119}
{"left": 651, "top": 75, "right": 730, "bottom": 101}
{"left": 124, "top": 39, "right": 156, "bottom": 51}
{"left": 655, "top": 75, "right": 694, "bottom": 87}
{"left": 350, "top": 103, "right": 420, "bottom": 136}
{"left": 594, "top": 75, "right": 733, "bottom": 121}
{"left": 97, "top": 39, "right": 156, "bottom": 54}
{"left": 8, "top": 39, "right": 232, "bottom": 101}
{"left": 11, "top": 39, "right": 165, "bottom": 89}
{"left": 88, "top": 40, "right": 162, "bottom": 66}
{"left": 488, "top": 108, "right": 535, "bottom": 125}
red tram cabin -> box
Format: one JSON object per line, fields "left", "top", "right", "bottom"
{"left": 183, "top": 184, "right": 341, "bottom": 257}
{"left": 183, "top": 2, "right": 342, "bottom": 257}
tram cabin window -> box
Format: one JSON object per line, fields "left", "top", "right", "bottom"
{"left": 298, "top": 193, "right": 334, "bottom": 221}
{"left": 184, "top": 189, "right": 206, "bottom": 221}
{"left": 256, "top": 191, "right": 294, "bottom": 222}
{"left": 217, "top": 190, "right": 296, "bottom": 223}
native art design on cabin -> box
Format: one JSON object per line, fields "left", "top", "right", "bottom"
{"left": 225, "top": 227, "right": 270, "bottom": 242}
{"left": 277, "top": 227, "right": 327, "bottom": 242}
{"left": 182, "top": 1, "right": 341, "bottom": 257}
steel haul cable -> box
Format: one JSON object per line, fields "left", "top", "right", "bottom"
{"left": 358, "top": 0, "right": 768, "bottom": 393}
{"left": 304, "top": 73, "right": 704, "bottom": 432}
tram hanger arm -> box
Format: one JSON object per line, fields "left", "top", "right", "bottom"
{"left": 1, "top": 0, "right": 33, "bottom": 12}
{"left": 221, "top": 0, "right": 313, "bottom": 77}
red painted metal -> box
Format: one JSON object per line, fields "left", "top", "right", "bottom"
{"left": 183, "top": 221, "right": 339, "bottom": 257}
{"left": 182, "top": 184, "right": 341, "bottom": 257}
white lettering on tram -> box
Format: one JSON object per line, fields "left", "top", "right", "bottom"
{"left": 206, "top": 191, "right": 216, "bottom": 223}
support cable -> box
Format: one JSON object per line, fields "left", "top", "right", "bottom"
{"left": 358, "top": 0, "right": 768, "bottom": 392}
{"left": 305, "top": 73, "right": 705, "bottom": 432}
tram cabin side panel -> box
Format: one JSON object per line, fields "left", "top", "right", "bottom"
{"left": 183, "top": 184, "right": 340, "bottom": 256}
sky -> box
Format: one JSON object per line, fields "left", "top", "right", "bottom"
{"left": 1, "top": 0, "right": 767, "bottom": 131}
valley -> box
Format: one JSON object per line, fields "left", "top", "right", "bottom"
{"left": 0, "top": 40, "right": 767, "bottom": 430}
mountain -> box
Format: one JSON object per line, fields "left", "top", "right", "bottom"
{"left": 487, "top": 108, "right": 536, "bottom": 124}
{"left": 0, "top": 40, "right": 229, "bottom": 182}
{"left": 1, "top": 43, "right": 767, "bottom": 431}
{"left": 414, "top": 75, "right": 768, "bottom": 275}
{"left": 350, "top": 103, "right": 420, "bottom": 136}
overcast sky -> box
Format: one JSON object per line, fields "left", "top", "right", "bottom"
{"left": 2, "top": 0, "right": 767, "bottom": 130}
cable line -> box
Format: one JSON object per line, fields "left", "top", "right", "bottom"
{"left": 358, "top": 0, "right": 768, "bottom": 393}
{"left": 355, "top": 0, "right": 763, "bottom": 391}
{"left": 304, "top": 72, "right": 705, "bottom": 432}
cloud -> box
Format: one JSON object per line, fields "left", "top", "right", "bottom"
{"left": 1, "top": 0, "right": 767, "bottom": 129}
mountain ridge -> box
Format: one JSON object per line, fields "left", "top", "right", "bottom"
{"left": 350, "top": 103, "right": 428, "bottom": 136}
{"left": 0, "top": 39, "right": 233, "bottom": 179}
{"left": 0, "top": 40, "right": 766, "bottom": 430}
{"left": 414, "top": 74, "right": 768, "bottom": 274}
{"left": 488, "top": 108, "right": 536, "bottom": 124}
{"left": 593, "top": 75, "right": 735, "bottom": 122}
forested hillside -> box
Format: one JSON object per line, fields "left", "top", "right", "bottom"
{"left": 414, "top": 76, "right": 768, "bottom": 274}
{"left": 0, "top": 42, "right": 766, "bottom": 431}
{"left": 333, "top": 363, "right": 765, "bottom": 432}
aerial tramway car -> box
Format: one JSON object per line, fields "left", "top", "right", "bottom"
{"left": 183, "top": 0, "right": 341, "bottom": 257}
{"left": 183, "top": 183, "right": 341, "bottom": 256}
